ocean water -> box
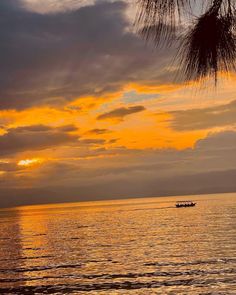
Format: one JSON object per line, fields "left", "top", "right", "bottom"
{"left": 0, "top": 193, "right": 235, "bottom": 294}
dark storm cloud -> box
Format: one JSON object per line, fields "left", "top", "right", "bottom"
{"left": 168, "top": 99, "right": 236, "bottom": 131}
{"left": 0, "top": 0, "right": 22, "bottom": 10}
{"left": 0, "top": 0, "right": 175, "bottom": 110}
{"left": 97, "top": 105, "right": 146, "bottom": 120}
{"left": 0, "top": 124, "right": 79, "bottom": 156}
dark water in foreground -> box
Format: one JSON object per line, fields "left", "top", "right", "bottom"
{"left": 0, "top": 193, "right": 235, "bottom": 294}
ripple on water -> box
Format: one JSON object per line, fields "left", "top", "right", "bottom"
{"left": 0, "top": 193, "right": 235, "bottom": 294}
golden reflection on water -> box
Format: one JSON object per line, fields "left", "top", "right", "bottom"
{"left": 0, "top": 210, "right": 24, "bottom": 289}
{"left": 0, "top": 193, "right": 235, "bottom": 294}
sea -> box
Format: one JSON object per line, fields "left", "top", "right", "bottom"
{"left": 0, "top": 193, "right": 235, "bottom": 294}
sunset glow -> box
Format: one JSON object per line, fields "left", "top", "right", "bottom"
{"left": 0, "top": 0, "right": 235, "bottom": 207}
{"left": 0, "top": 1, "right": 235, "bottom": 294}
{"left": 17, "top": 158, "right": 43, "bottom": 167}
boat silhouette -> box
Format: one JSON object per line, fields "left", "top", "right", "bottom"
{"left": 176, "top": 201, "right": 196, "bottom": 208}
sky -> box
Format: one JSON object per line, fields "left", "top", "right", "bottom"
{"left": 0, "top": 0, "right": 236, "bottom": 208}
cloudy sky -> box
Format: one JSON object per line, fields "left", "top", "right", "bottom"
{"left": 0, "top": 0, "right": 236, "bottom": 207}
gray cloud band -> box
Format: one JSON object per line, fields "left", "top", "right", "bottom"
{"left": 0, "top": 0, "right": 176, "bottom": 110}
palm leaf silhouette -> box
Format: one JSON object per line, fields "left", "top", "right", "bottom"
{"left": 136, "top": 0, "right": 236, "bottom": 83}
{"left": 136, "top": 0, "right": 191, "bottom": 46}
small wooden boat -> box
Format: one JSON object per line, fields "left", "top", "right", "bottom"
{"left": 176, "top": 201, "right": 196, "bottom": 208}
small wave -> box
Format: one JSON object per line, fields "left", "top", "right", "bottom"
{"left": 0, "top": 276, "right": 235, "bottom": 294}
{"left": 144, "top": 258, "right": 236, "bottom": 267}
{"left": 0, "top": 263, "right": 82, "bottom": 274}
{"left": 79, "top": 268, "right": 236, "bottom": 280}
{"left": 0, "top": 255, "right": 54, "bottom": 262}
{"left": 0, "top": 267, "right": 235, "bottom": 281}
{"left": 22, "top": 247, "right": 42, "bottom": 251}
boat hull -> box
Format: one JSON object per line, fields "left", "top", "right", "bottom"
{"left": 176, "top": 203, "right": 196, "bottom": 208}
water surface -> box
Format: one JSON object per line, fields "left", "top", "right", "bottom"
{"left": 0, "top": 193, "right": 235, "bottom": 294}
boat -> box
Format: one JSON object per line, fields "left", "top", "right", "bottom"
{"left": 176, "top": 201, "right": 196, "bottom": 208}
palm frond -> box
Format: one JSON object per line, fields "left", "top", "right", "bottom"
{"left": 136, "top": 0, "right": 236, "bottom": 84}
{"left": 179, "top": 0, "right": 236, "bottom": 83}
{"left": 136, "top": 0, "right": 192, "bottom": 46}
